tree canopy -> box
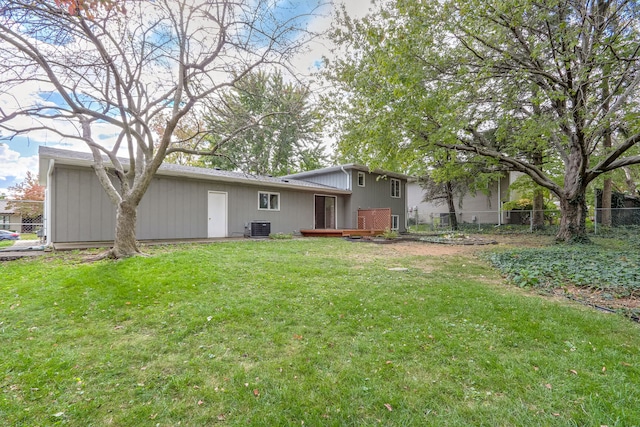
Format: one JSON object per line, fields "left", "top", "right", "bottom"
{"left": 0, "top": 0, "right": 320, "bottom": 257}
{"left": 201, "top": 71, "right": 327, "bottom": 176}
{"left": 326, "top": 0, "right": 640, "bottom": 242}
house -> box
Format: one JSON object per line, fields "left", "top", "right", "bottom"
{"left": 38, "top": 147, "right": 408, "bottom": 244}
{"left": 284, "top": 165, "right": 408, "bottom": 234}
{"left": 406, "top": 172, "right": 520, "bottom": 226}
{"left": 0, "top": 200, "right": 21, "bottom": 232}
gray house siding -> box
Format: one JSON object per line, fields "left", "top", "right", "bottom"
{"left": 50, "top": 165, "right": 331, "bottom": 243}
{"left": 293, "top": 171, "right": 350, "bottom": 190}
{"left": 51, "top": 166, "right": 116, "bottom": 243}
{"left": 347, "top": 170, "right": 406, "bottom": 232}
{"left": 285, "top": 166, "right": 408, "bottom": 232}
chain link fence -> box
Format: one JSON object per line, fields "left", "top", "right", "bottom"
{"left": 0, "top": 200, "right": 45, "bottom": 239}
{"left": 406, "top": 206, "right": 640, "bottom": 236}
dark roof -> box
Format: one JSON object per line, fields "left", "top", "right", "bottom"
{"left": 38, "top": 146, "right": 350, "bottom": 194}
{"left": 283, "top": 164, "right": 410, "bottom": 181}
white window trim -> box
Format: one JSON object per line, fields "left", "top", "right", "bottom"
{"left": 258, "top": 191, "right": 280, "bottom": 211}
{"left": 357, "top": 171, "right": 366, "bottom": 187}
{"left": 391, "top": 178, "right": 401, "bottom": 198}
{"left": 391, "top": 214, "right": 399, "bottom": 231}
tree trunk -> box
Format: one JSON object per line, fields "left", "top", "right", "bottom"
{"left": 556, "top": 192, "right": 590, "bottom": 243}
{"left": 601, "top": 44, "right": 613, "bottom": 227}
{"left": 601, "top": 177, "right": 613, "bottom": 227}
{"left": 445, "top": 181, "right": 459, "bottom": 230}
{"left": 111, "top": 200, "right": 140, "bottom": 258}
{"left": 622, "top": 166, "right": 638, "bottom": 195}
{"left": 531, "top": 151, "right": 545, "bottom": 230}
{"left": 532, "top": 188, "right": 545, "bottom": 230}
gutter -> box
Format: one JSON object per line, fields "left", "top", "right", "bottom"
{"left": 45, "top": 159, "right": 54, "bottom": 246}
{"left": 340, "top": 166, "right": 351, "bottom": 191}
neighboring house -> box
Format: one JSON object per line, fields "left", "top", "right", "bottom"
{"left": 406, "top": 172, "right": 520, "bottom": 226}
{"left": 38, "top": 147, "right": 408, "bottom": 244}
{"left": 0, "top": 200, "right": 22, "bottom": 231}
{"left": 596, "top": 190, "right": 640, "bottom": 226}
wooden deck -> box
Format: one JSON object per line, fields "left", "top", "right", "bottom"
{"left": 300, "top": 229, "right": 385, "bottom": 238}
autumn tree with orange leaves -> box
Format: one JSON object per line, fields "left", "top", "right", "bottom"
{"left": 7, "top": 172, "right": 45, "bottom": 218}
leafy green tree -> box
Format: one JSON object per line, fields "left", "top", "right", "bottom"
{"left": 325, "top": 0, "right": 640, "bottom": 243}
{"left": 201, "top": 71, "right": 327, "bottom": 176}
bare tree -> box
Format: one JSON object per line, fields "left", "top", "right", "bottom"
{"left": 0, "top": 0, "right": 319, "bottom": 257}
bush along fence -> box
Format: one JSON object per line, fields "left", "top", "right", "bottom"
{"left": 0, "top": 200, "right": 45, "bottom": 236}
{"left": 406, "top": 206, "right": 640, "bottom": 236}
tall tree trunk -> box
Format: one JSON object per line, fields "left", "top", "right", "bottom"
{"left": 600, "top": 3, "right": 613, "bottom": 227}
{"left": 111, "top": 200, "right": 140, "bottom": 258}
{"left": 601, "top": 116, "right": 613, "bottom": 227}
{"left": 445, "top": 181, "right": 459, "bottom": 230}
{"left": 531, "top": 151, "right": 545, "bottom": 230}
{"left": 533, "top": 189, "right": 545, "bottom": 229}
{"left": 556, "top": 192, "right": 590, "bottom": 243}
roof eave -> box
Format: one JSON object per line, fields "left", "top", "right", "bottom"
{"left": 284, "top": 164, "right": 410, "bottom": 180}
{"left": 39, "top": 150, "right": 351, "bottom": 195}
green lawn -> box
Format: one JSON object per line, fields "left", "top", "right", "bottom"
{"left": 1, "top": 239, "right": 639, "bottom": 426}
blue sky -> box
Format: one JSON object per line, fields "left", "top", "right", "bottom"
{"left": 0, "top": 0, "right": 373, "bottom": 196}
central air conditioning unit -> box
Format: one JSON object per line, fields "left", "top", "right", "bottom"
{"left": 250, "top": 221, "right": 271, "bottom": 238}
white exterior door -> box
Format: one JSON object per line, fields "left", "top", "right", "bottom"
{"left": 207, "top": 191, "right": 227, "bottom": 238}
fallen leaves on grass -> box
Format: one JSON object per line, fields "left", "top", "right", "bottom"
{"left": 384, "top": 403, "right": 393, "bottom": 411}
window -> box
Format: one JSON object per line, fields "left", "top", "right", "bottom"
{"left": 391, "top": 178, "right": 401, "bottom": 198}
{"left": 357, "top": 171, "right": 365, "bottom": 187}
{"left": 0, "top": 215, "right": 8, "bottom": 230}
{"left": 258, "top": 191, "right": 280, "bottom": 211}
{"left": 391, "top": 215, "right": 399, "bottom": 231}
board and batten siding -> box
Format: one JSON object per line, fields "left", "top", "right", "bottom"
{"left": 51, "top": 166, "right": 116, "bottom": 242}
{"left": 51, "top": 165, "right": 323, "bottom": 242}
{"left": 293, "top": 170, "right": 350, "bottom": 190}
{"left": 348, "top": 170, "right": 406, "bottom": 232}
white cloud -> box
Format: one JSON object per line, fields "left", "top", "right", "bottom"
{"left": 0, "top": 0, "right": 375, "bottom": 186}
{"left": 0, "top": 144, "right": 38, "bottom": 186}
{"left": 290, "top": 0, "right": 376, "bottom": 78}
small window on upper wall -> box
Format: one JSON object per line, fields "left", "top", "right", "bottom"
{"left": 258, "top": 191, "right": 280, "bottom": 211}
{"left": 357, "top": 171, "right": 365, "bottom": 187}
{"left": 391, "top": 178, "right": 401, "bottom": 198}
{"left": 391, "top": 215, "right": 399, "bottom": 231}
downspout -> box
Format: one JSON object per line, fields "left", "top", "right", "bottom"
{"left": 45, "top": 159, "right": 54, "bottom": 246}
{"left": 340, "top": 166, "right": 351, "bottom": 229}
{"left": 340, "top": 166, "right": 351, "bottom": 190}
